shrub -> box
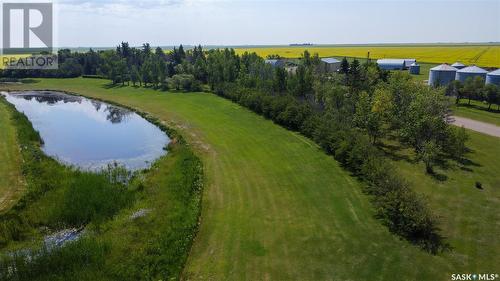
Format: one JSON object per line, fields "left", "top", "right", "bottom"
{"left": 168, "top": 74, "right": 201, "bottom": 92}
{"left": 475, "top": 181, "right": 483, "bottom": 189}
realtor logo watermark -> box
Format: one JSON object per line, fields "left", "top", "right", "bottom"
{"left": 1, "top": 1, "right": 57, "bottom": 69}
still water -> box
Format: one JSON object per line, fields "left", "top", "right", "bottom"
{"left": 2, "top": 91, "right": 170, "bottom": 171}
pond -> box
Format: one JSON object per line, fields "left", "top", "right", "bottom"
{"left": 2, "top": 91, "right": 170, "bottom": 171}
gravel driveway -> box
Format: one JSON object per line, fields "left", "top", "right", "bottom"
{"left": 451, "top": 116, "right": 500, "bottom": 138}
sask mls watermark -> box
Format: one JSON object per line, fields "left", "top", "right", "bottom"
{"left": 1, "top": 1, "right": 57, "bottom": 69}
{"left": 451, "top": 273, "right": 499, "bottom": 281}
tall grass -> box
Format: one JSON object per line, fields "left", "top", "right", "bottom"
{"left": 0, "top": 238, "right": 108, "bottom": 281}
{"left": 103, "top": 146, "right": 203, "bottom": 280}
{"left": 49, "top": 171, "right": 134, "bottom": 228}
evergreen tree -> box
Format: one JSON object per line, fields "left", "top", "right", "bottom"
{"left": 158, "top": 60, "right": 168, "bottom": 89}
{"left": 117, "top": 42, "right": 130, "bottom": 59}
{"left": 193, "top": 57, "right": 207, "bottom": 82}
{"left": 151, "top": 59, "right": 160, "bottom": 87}
{"left": 273, "top": 67, "right": 287, "bottom": 93}
{"left": 340, "top": 57, "right": 349, "bottom": 74}
{"left": 178, "top": 44, "right": 186, "bottom": 60}
{"left": 130, "top": 65, "right": 140, "bottom": 86}
{"left": 302, "top": 50, "right": 312, "bottom": 67}
{"left": 117, "top": 58, "right": 128, "bottom": 85}
{"left": 348, "top": 59, "right": 361, "bottom": 90}
{"left": 141, "top": 58, "right": 152, "bottom": 87}
{"left": 155, "top": 47, "right": 166, "bottom": 60}
{"left": 166, "top": 62, "right": 176, "bottom": 78}
{"left": 142, "top": 43, "right": 152, "bottom": 58}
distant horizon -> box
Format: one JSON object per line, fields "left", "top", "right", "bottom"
{"left": 55, "top": 42, "right": 500, "bottom": 50}
{"left": 50, "top": 0, "right": 499, "bottom": 47}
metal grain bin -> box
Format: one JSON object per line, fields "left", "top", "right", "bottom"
{"left": 428, "top": 64, "right": 457, "bottom": 87}
{"left": 455, "top": 65, "right": 488, "bottom": 83}
{"left": 451, "top": 62, "right": 466, "bottom": 69}
{"left": 486, "top": 69, "right": 500, "bottom": 86}
{"left": 377, "top": 59, "right": 406, "bottom": 70}
{"left": 404, "top": 59, "right": 416, "bottom": 69}
{"left": 409, "top": 63, "right": 420, "bottom": 75}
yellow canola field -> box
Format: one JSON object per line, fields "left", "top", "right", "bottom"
{"left": 234, "top": 45, "right": 500, "bottom": 68}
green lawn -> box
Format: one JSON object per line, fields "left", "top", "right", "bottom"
{"left": 452, "top": 99, "right": 500, "bottom": 126}
{"left": 1, "top": 78, "right": 498, "bottom": 280}
{"left": 382, "top": 130, "right": 500, "bottom": 274}
{"left": 0, "top": 98, "right": 23, "bottom": 212}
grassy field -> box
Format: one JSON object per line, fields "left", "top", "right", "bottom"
{"left": 452, "top": 99, "right": 500, "bottom": 126}
{"left": 0, "top": 98, "right": 23, "bottom": 212}
{"left": 1, "top": 78, "right": 499, "bottom": 280}
{"left": 383, "top": 129, "right": 500, "bottom": 274}
{"left": 234, "top": 45, "right": 500, "bottom": 68}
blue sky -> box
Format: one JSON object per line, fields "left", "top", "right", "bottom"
{"left": 55, "top": 0, "right": 500, "bottom": 47}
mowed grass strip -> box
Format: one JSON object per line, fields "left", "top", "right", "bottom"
{"left": 0, "top": 97, "right": 24, "bottom": 212}
{"left": 234, "top": 45, "right": 500, "bottom": 67}
{"left": 2, "top": 78, "right": 488, "bottom": 280}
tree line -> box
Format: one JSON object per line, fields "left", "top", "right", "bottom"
{"left": 446, "top": 77, "right": 500, "bottom": 110}
{"left": 0, "top": 43, "right": 206, "bottom": 92}
{"left": 206, "top": 51, "right": 464, "bottom": 253}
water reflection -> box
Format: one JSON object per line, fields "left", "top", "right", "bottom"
{"left": 3, "top": 91, "right": 170, "bottom": 171}
{"left": 15, "top": 92, "right": 132, "bottom": 124}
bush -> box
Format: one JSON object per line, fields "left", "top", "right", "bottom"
{"left": 168, "top": 74, "right": 201, "bottom": 92}
{"left": 475, "top": 181, "right": 483, "bottom": 189}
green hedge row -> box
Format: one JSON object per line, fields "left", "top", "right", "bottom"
{"left": 214, "top": 83, "right": 447, "bottom": 253}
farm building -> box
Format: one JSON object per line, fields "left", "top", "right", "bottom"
{"left": 455, "top": 65, "right": 488, "bottom": 83}
{"left": 265, "top": 59, "right": 285, "bottom": 68}
{"left": 404, "top": 59, "right": 416, "bottom": 68}
{"left": 409, "top": 63, "right": 420, "bottom": 75}
{"left": 451, "top": 62, "right": 466, "bottom": 69}
{"left": 486, "top": 69, "right": 500, "bottom": 86}
{"left": 320, "top": 58, "right": 341, "bottom": 73}
{"left": 377, "top": 59, "right": 406, "bottom": 70}
{"left": 428, "top": 64, "right": 457, "bottom": 87}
